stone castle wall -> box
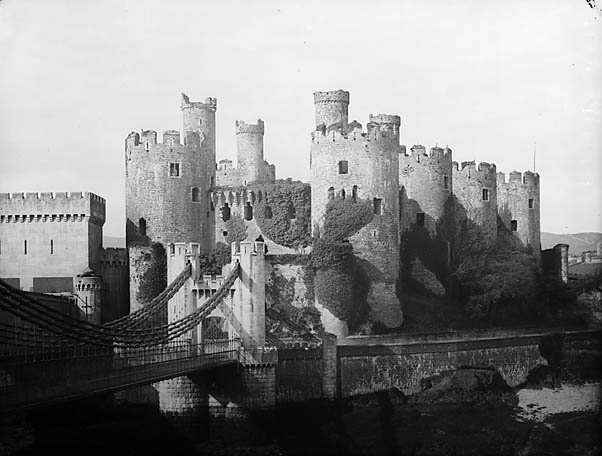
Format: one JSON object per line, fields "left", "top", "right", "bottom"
{"left": 99, "top": 247, "right": 129, "bottom": 322}
{"left": 452, "top": 161, "right": 498, "bottom": 248}
{"left": 497, "top": 171, "right": 541, "bottom": 262}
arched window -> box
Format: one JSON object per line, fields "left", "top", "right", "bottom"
{"left": 352, "top": 185, "right": 358, "bottom": 202}
{"left": 244, "top": 202, "right": 253, "bottom": 221}
{"left": 191, "top": 187, "right": 201, "bottom": 202}
{"left": 139, "top": 218, "right": 147, "bottom": 236}
{"left": 340, "top": 189, "right": 346, "bottom": 200}
{"left": 327, "top": 187, "right": 335, "bottom": 200}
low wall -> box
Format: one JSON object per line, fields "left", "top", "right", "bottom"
{"left": 337, "top": 330, "right": 601, "bottom": 397}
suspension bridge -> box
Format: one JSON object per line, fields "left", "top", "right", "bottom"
{"left": 0, "top": 240, "right": 273, "bottom": 413}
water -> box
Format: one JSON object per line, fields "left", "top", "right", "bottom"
{"left": 516, "top": 382, "right": 601, "bottom": 421}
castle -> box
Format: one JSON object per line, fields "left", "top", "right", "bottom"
{"left": 0, "top": 89, "right": 541, "bottom": 332}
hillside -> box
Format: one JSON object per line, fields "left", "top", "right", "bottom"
{"left": 104, "top": 236, "right": 126, "bottom": 248}
{"left": 541, "top": 232, "right": 602, "bottom": 254}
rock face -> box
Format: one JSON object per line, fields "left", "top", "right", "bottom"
{"left": 415, "top": 368, "right": 512, "bottom": 404}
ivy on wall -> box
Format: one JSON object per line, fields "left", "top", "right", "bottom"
{"left": 224, "top": 214, "right": 248, "bottom": 244}
{"left": 136, "top": 242, "right": 167, "bottom": 304}
{"left": 253, "top": 181, "right": 311, "bottom": 248}
{"left": 306, "top": 197, "right": 373, "bottom": 329}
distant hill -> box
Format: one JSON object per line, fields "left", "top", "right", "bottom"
{"left": 541, "top": 232, "right": 602, "bottom": 254}
{"left": 104, "top": 236, "right": 125, "bottom": 248}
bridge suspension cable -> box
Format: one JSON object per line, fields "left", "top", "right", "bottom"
{"left": 0, "top": 262, "right": 240, "bottom": 349}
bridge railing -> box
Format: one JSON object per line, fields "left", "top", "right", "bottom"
{"left": 0, "top": 338, "right": 241, "bottom": 413}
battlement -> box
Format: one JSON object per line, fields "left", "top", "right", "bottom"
{"left": 402, "top": 145, "right": 453, "bottom": 162}
{"left": 452, "top": 160, "right": 497, "bottom": 174}
{"left": 100, "top": 247, "right": 128, "bottom": 266}
{"left": 0, "top": 191, "right": 105, "bottom": 223}
{"left": 497, "top": 170, "right": 539, "bottom": 187}
{"left": 162, "top": 130, "right": 181, "bottom": 145}
{"left": 126, "top": 129, "right": 194, "bottom": 149}
{"left": 313, "top": 90, "right": 350, "bottom": 105}
{"left": 369, "top": 114, "right": 401, "bottom": 127}
{"left": 311, "top": 122, "right": 399, "bottom": 145}
{"left": 236, "top": 119, "right": 264, "bottom": 135}
{"left": 180, "top": 92, "right": 217, "bottom": 112}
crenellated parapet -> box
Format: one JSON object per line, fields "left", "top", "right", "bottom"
{"left": 0, "top": 191, "right": 106, "bottom": 225}
{"left": 311, "top": 121, "right": 400, "bottom": 147}
{"left": 236, "top": 119, "right": 264, "bottom": 135}
{"left": 100, "top": 247, "right": 128, "bottom": 268}
{"left": 180, "top": 93, "right": 217, "bottom": 112}
{"left": 497, "top": 170, "right": 539, "bottom": 188}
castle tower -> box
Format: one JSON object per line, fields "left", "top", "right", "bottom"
{"left": 310, "top": 90, "right": 403, "bottom": 328}
{"left": 125, "top": 93, "right": 216, "bottom": 252}
{"left": 399, "top": 145, "right": 453, "bottom": 233}
{"left": 497, "top": 170, "right": 541, "bottom": 263}
{"left": 236, "top": 119, "right": 265, "bottom": 185}
{"left": 126, "top": 93, "right": 217, "bottom": 312}
{"left": 74, "top": 269, "right": 103, "bottom": 324}
{"left": 313, "top": 90, "right": 350, "bottom": 132}
{"left": 452, "top": 161, "right": 498, "bottom": 249}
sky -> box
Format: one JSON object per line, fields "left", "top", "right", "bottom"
{"left": 0, "top": 0, "right": 601, "bottom": 237}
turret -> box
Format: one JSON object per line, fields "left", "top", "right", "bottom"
{"left": 181, "top": 92, "right": 217, "bottom": 147}
{"left": 368, "top": 114, "right": 401, "bottom": 144}
{"left": 236, "top": 119, "right": 265, "bottom": 185}
{"left": 74, "top": 269, "right": 103, "bottom": 324}
{"left": 313, "top": 90, "right": 350, "bottom": 133}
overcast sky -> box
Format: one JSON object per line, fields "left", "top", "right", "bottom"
{"left": 0, "top": 0, "right": 600, "bottom": 237}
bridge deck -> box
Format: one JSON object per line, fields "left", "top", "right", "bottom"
{"left": 1, "top": 343, "right": 240, "bottom": 413}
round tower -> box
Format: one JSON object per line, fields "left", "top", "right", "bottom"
{"left": 74, "top": 269, "right": 102, "bottom": 324}
{"left": 399, "top": 145, "right": 453, "bottom": 233}
{"left": 452, "top": 161, "right": 498, "bottom": 249}
{"left": 236, "top": 119, "right": 265, "bottom": 185}
{"left": 313, "top": 90, "right": 350, "bottom": 131}
{"left": 497, "top": 170, "right": 541, "bottom": 262}
{"left": 310, "top": 90, "right": 403, "bottom": 329}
